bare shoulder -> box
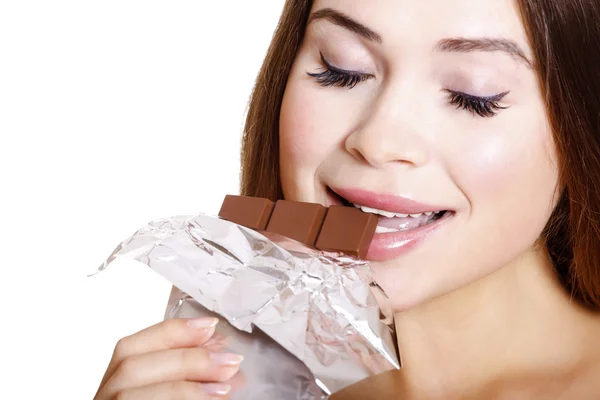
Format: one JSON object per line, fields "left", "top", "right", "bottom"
{"left": 511, "top": 361, "right": 600, "bottom": 399}
{"left": 556, "top": 362, "right": 600, "bottom": 399}
{"left": 329, "top": 366, "right": 600, "bottom": 400}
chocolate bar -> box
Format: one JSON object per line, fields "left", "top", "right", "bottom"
{"left": 218, "top": 195, "right": 378, "bottom": 258}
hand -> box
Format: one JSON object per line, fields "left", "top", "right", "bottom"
{"left": 94, "top": 318, "right": 243, "bottom": 399}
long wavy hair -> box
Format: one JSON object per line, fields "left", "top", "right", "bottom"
{"left": 239, "top": 0, "right": 600, "bottom": 309}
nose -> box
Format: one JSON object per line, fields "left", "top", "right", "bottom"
{"left": 345, "top": 91, "right": 430, "bottom": 168}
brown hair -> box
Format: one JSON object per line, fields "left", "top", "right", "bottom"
{"left": 240, "top": 0, "right": 600, "bottom": 309}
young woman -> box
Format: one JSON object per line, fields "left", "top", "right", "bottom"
{"left": 95, "top": 1, "right": 600, "bottom": 398}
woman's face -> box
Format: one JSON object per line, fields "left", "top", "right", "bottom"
{"left": 279, "top": 0, "right": 559, "bottom": 310}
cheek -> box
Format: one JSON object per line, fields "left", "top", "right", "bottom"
{"left": 280, "top": 88, "right": 317, "bottom": 163}
{"left": 449, "top": 121, "right": 558, "bottom": 234}
{"left": 280, "top": 73, "right": 352, "bottom": 172}
{"left": 279, "top": 73, "right": 343, "bottom": 201}
{"left": 377, "top": 123, "right": 559, "bottom": 311}
{"left": 457, "top": 135, "right": 516, "bottom": 194}
{"left": 280, "top": 83, "right": 329, "bottom": 169}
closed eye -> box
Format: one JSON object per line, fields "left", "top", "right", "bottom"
{"left": 445, "top": 90, "right": 510, "bottom": 118}
{"left": 307, "top": 54, "right": 509, "bottom": 118}
{"left": 307, "top": 52, "right": 374, "bottom": 89}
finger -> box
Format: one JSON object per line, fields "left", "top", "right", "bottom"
{"left": 227, "top": 368, "right": 247, "bottom": 391}
{"left": 110, "top": 381, "right": 232, "bottom": 400}
{"left": 99, "top": 318, "right": 218, "bottom": 390}
{"left": 103, "top": 347, "right": 243, "bottom": 397}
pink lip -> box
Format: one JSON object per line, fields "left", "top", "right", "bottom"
{"left": 332, "top": 188, "right": 449, "bottom": 214}
{"left": 331, "top": 187, "right": 453, "bottom": 261}
{"left": 366, "top": 211, "right": 452, "bottom": 261}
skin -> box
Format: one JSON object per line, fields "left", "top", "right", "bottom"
{"left": 97, "top": 1, "right": 600, "bottom": 398}
{"left": 95, "top": 318, "right": 243, "bottom": 399}
{"left": 279, "top": 0, "right": 600, "bottom": 397}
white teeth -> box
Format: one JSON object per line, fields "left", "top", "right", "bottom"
{"left": 358, "top": 206, "right": 388, "bottom": 217}
{"left": 376, "top": 226, "right": 400, "bottom": 233}
{"left": 359, "top": 205, "right": 377, "bottom": 214}
{"left": 359, "top": 205, "right": 399, "bottom": 218}
{"left": 353, "top": 203, "right": 440, "bottom": 219}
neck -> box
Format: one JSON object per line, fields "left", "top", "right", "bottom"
{"left": 393, "top": 247, "right": 600, "bottom": 398}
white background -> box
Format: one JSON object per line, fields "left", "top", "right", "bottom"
{"left": 0, "top": 1, "right": 285, "bottom": 398}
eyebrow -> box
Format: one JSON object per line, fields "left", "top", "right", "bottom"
{"left": 308, "top": 8, "right": 533, "bottom": 68}
{"left": 308, "top": 8, "right": 383, "bottom": 43}
{"left": 436, "top": 38, "right": 533, "bottom": 68}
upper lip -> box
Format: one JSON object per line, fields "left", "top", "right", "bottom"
{"left": 331, "top": 187, "right": 450, "bottom": 215}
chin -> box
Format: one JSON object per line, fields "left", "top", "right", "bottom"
{"left": 369, "top": 259, "right": 460, "bottom": 314}
{"left": 372, "top": 275, "right": 432, "bottom": 314}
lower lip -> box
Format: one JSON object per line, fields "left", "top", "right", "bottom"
{"left": 366, "top": 212, "right": 453, "bottom": 261}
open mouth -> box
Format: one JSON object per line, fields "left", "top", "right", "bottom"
{"left": 327, "top": 186, "right": 452, "bottom": 234}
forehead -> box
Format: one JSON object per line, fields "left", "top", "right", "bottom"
{"left": 311, "top": 0, "right": 531, "bottom": 54}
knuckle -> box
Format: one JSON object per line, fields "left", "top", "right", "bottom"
{"left": 178, "top": 347, "right": 196, "bottom": 368}
{"left": 112, "top": 390, "right": 129, "bottom": 400}
{"left": 113, "top": 336, "right": 133, "bottom": 360}
{"left": 161, "top": 319, "right": 189, "bottom": 344}
{"left": 114, "top": 356, "right": 138, "bottom": 380}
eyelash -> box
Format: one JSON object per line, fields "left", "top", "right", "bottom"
{"left": 444, "top": 90, "right": 509, "bottom": 118}
{"left": 307, "top": 54, "right": 510, "bottom": 118}
{"left": 307, "top": 53, "right": 374, "bottom": 89}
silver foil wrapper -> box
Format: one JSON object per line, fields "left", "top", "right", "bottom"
{"left": 96, "top": 213, "right": 399, "bottom": 398}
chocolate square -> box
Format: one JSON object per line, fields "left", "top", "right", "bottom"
{"left": 218, "top": 195, "right": 275, "bottom": 230}
{"left": 266, "top": 200, "right": 328, "bottom": 246}
{"left": 315, "top": 206, "right": 378, "bottom": 258}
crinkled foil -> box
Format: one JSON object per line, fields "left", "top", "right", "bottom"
{"left": 95, "top": 213, "right": 399, "bottom": 398}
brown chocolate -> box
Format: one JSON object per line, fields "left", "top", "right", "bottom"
{"left": 218, "top": 195, "right": 377, "bottom": 259}
{"left": 266, "top": 200, "right": 327, "bottom": 246}
{"left": 315, "top": 206, "right": 378, "bottom": 258}
{"left": 218, "top": 195, "right": 274, "bottom": 230}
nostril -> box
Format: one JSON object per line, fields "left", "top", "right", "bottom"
{"left": 347, "top": 146, "right": 371, "bottom": 166}
{"left": 345, "top": 134, "right": 373, "bottom": 166}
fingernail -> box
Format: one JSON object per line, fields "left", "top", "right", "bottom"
{"left": 203, "top": 383, "right": 232, "bottom": 396}
{"left": 187, "top": 317, "right": 218, "bottom": 329}
{"left": 210, "top": 352, "right": 244, "bottom": 366}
